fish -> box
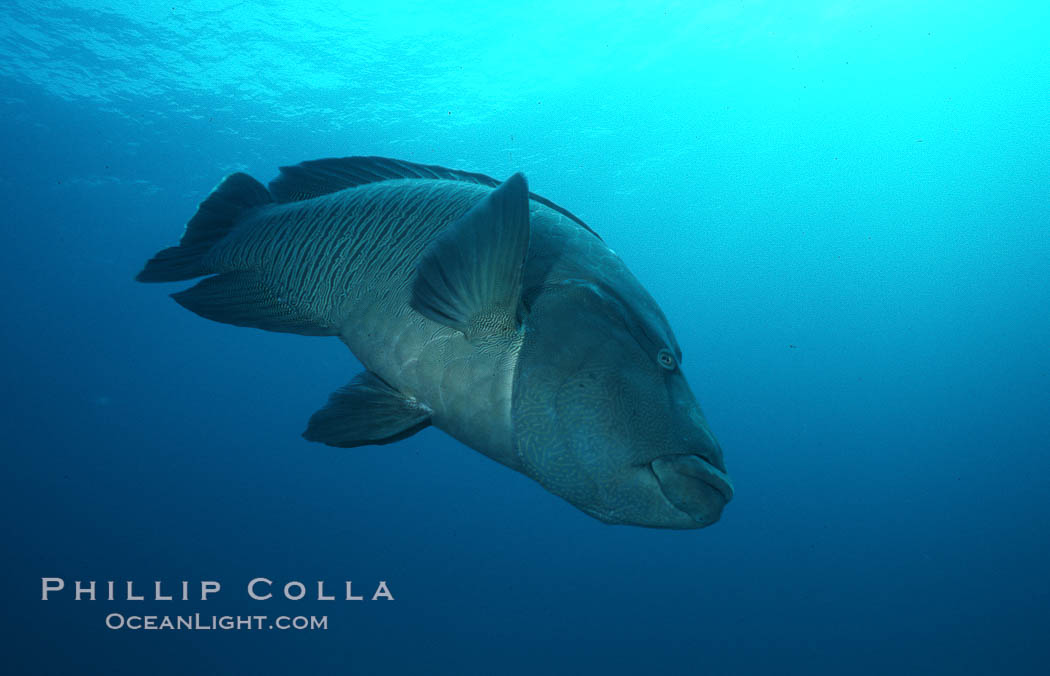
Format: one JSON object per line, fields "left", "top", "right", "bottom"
{"left": 137, "top": 156, "right": 732, "bottom": 528}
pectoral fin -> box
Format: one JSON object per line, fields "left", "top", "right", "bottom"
{"left": 410, "top": 172, "right": 530, "bottom": 339}
{"left": 303, "top": 371, "right": 431, "bottom": 448}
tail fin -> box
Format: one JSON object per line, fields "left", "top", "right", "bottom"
{"left": 136, "top": 173, "right": 272, "bottom": 282}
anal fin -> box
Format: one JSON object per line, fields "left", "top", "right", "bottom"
{"left": 303, "top": 371, "right": 432, "bottom": 448}
{"left": 171, "top": 271, "right": 337, "bottom": 336}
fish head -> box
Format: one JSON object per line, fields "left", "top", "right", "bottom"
{"left": 513, "top": 280, "right": 732, "bottom": 529}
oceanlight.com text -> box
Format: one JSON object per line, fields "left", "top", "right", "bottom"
{"left": 104, "top": 613, "right": 328, "bottom": 631}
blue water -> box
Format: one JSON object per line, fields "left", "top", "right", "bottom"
{"left": 2, "top": 1, "right": 1048, "bottom": 673}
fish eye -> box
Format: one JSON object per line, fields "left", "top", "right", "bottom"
{"left": 657, "top": 349, "right": 676, "bottom": 370}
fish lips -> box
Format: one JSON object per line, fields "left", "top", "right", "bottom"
{"left": 650, "top": 454, "right": 734, "bottom": 526}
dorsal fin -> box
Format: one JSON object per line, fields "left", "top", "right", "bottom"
{"left": 268, "top": 156, "right": 498, "bottom": 203}
{"left": 268, "top": 156, "right": 601, "bottom": 239}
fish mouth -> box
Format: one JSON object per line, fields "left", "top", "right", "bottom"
{"left": 650, "top": 454, "right": 734, "bottom": 525}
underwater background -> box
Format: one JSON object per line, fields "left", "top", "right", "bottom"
{"left": 1, "top": 1, "right": 1048, "bottom": 673}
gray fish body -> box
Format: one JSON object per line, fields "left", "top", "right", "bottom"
{"left": 207, "top": 178, "right": 596, "bottom": 468}
{"left": 139, "top": 157, "right": 732, "bottom": 529}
